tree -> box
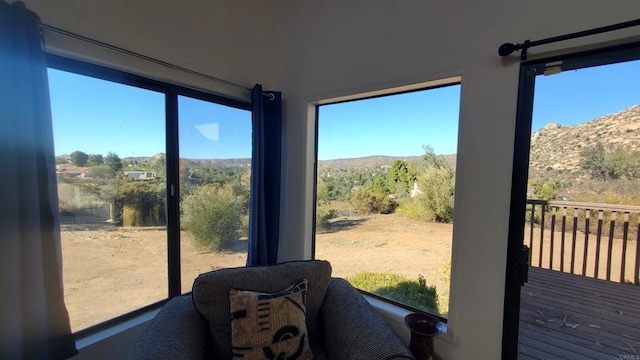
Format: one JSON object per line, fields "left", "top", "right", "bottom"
{"left": 88, "top": 154, "right": 104, "bottom": 165}
{"left": 105, "top": 152, "right": 123, "bottom": 175}
{"left": 387, "top": 160, "right": 413, "bottom": 196}
{"left": 401, "top": 145, "right": 455, "bottom": 223}
{"left": 69, "top": 150, "right": 89, "bottom": 166}
{"left": 580, "top": 142, "right": 609, "bottom": 180}
{"left": 421, "top": 145, "right": 447, "bottom": 170}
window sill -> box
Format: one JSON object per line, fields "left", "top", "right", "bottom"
{"left": 74, "top": 307, "right": 160, "bottom": 358}
{"left": 364, "top": 294, "right": 452, "bottom": 344}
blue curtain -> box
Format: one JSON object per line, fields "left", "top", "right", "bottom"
{"left": 0, "top": 1, "right": 77, "bottom": 359}
{"left": 247, "top": 84, "right": 282, "bottom": 266}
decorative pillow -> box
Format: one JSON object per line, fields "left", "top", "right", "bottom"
{"left": 229, "top": 278, "right": 313, "bottom": 360}
{"left": 192, "top": 260, "right": 332, "bottom": 358}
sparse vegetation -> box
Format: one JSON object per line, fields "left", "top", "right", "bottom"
{"left": 346, "top": 272, "right": 439, "bottom": 315}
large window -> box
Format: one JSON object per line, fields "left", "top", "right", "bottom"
{"left": 314, "top": 82, "right": 461, "bottom": 319}
{"left": 48, "top": 56, "right": 252, "bottom": 332}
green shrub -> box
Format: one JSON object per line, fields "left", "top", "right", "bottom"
{"left": 181, "top": 184, "right": 242, "bottom": 251}
{"left": 346, "top": 272, "right": 438, "bottom": 314}
{"left": 315, "top": 203, "right": 336, "bottom": 230}
{"left": 350, "top": 191, "right": 398, "bottom": 215}
{"left": 397, "top": 197, "right": 431, "bottom": 221}
{"left": 415, "top": 167, "right": 455, "bottom": 223}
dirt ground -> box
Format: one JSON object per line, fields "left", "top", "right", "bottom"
{"left": 60, "top": 213, "right": 453, "bottom": 331}
{"left": 61, "top": 213, "right": 639, "bottom": 332}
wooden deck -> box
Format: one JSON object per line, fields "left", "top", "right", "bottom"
{"left": 519, "top": 267, "right": 640, "bottom": 359}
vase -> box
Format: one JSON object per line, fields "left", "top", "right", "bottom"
{"left": 404, "top": 313, "right": 443, "bottom": 360}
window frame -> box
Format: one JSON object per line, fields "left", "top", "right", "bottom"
{"left": 46, "top": 54, "right": 252, "bottom": 338}
{"left": 312, "top": 81, "right": 462, "bottom": 323}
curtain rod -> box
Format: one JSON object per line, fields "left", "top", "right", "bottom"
{"left": 499, "top": 18, "right": 640, "bottom": 61}
{"left": 39, "top": 23, "right": 253, "bottom": 93}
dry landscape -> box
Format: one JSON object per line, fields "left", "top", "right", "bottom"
{"left": 61, "top": 213, "right": 452, "bottom": 331}
{"left": 61, "top": 212, "right": 637, "bottom": 332}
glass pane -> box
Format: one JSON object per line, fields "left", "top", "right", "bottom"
{"left": 178, "top": 96, "right": 251, "bottom": 293}
{"left": 49, "top": 69, "right": 167, "bottom": 332}
{"left": 315, "top": 85, "right": 461, "bottom": 318}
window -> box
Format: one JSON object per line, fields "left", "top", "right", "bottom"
{"left": 314, "top": 82, "right": 461, "bottom": 319}
{"left": 47, "top": 56, "right": 252, "bottom": 332}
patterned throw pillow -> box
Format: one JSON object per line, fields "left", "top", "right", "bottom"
{"left": 229, "top": 278, "right": 313, "bottom": 360}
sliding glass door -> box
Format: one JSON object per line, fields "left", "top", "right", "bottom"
{"left": 503, "top": 42, "right": 640, "bottom": 359}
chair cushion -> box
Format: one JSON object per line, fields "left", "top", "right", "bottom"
{"left": 192, "top": 260, "right": 332, "bottom": 359}
{"left": 229, "top": 278, "right": 313, "bottom": 360}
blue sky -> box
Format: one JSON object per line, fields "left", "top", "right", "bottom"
{"left": 49, "top": 58, "right": 639, "bottom": 161}
{"left": 532, "top": 59, "right": 640, "bottom": 132}
{"left": 48, "top": 68, "right": 251, "bottom": 159}
{"left": 318, "top": 85, "right": 461, "bottom": 160}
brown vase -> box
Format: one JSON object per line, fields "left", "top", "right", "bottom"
{"left": 404, "top": 313, "right": 443, "bottom": 360}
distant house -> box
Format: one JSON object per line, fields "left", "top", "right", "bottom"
{"left": 56, "top": 165, "right": 87, "bottom": 178}
{"left": 124, "top": 171, "right": 157, "bottom": 180}
{"left": 410, "top": 181, "right": 422, "bottom": 198}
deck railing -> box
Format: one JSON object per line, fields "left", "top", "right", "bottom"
{"left": 525, "top": 199, "right": 640, "bottom": 285}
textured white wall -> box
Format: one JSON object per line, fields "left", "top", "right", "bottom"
{"left": 273, "top": 2, "right": 640, "bottom": 358}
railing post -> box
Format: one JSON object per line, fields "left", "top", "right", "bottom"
{"left": 550, "top": 207, "right": 556, "bottom": 270}
{"left": 607, "top": 212, "right": 616, "bottom": 281}
{"left": 620, "top": 212, "right": 630, "bottom": 283}
{"left": 582, "top": 209, "right": 591, "bottom": 277}
{"left": 571, "top": 208, "right": 578, "bottom": 275}
{"left": 529, "top": 203, "right": 535, "bottom": 264}
{"left": 539, "top": 205, "right": 546, "bottom": 268}
{"left": 635, "top": 223, "right": 640, "bottom": 286}
{"left": 560, "top": 207, "right": 567, "bottom": 272}
{"left": 594, "top": 210, "right": 604, "bottom": 279}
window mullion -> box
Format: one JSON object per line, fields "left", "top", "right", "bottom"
{"left": 166, "top": 88, "right": 181, "bottom": 298}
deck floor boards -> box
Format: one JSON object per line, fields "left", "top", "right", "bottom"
{"left": 519, "top": 267, "right": 640, "bottom": 359}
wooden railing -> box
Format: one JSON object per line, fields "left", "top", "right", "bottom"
{"left": 526, "top": 199, "right": 640, "bottom": 285}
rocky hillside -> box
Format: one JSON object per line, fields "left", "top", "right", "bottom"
{"left": 529, "top": 104, "right": 640, "bottom": 179}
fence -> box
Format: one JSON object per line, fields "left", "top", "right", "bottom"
{"left": 526, "top": 199, "right": 640, "bottom": 285}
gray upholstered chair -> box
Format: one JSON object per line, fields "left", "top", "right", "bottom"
{"left": 127, "top": 260, "right": 414, "bottom": 360}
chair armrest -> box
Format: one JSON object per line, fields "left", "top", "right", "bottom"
{"left": 321, "top": 278, "right": 414, "bottom": 360}
{"left": 127, "top": 295, "right": 211, "bottom": 360}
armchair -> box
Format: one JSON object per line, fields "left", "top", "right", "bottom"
{"left": 127, "top": 260, "right": 414, "bottom": 360}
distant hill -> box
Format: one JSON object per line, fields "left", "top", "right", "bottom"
{"left": 318, "top": 154, "right": 456, "bottom": 169}
{"left": 109, "top": 104, "right": 639, "bottom": 176}
{"left": 529, "top": 104, "right": 640, "bottom": 179}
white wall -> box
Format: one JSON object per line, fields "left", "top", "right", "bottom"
{"left": 273, "top": 2, "right": 640, "bottom": 358}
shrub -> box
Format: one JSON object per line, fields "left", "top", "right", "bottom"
{"left": 346, "top": 272, "right": 438, "bottom": 314}
{"left": 316, "top": 177, "right": 337, "bottom": 229}
{"left": 415, "top": 167, "right": 455, "bottom": 223}
{"left": 315, "top": 203, "right": 336, "bottom": 230}
{"left": 181, "top": 184, "right": 242, "bottom": 251}
{"left": 350, "top": 191, "right": 398, "bottom": 215}
{"left": 397, "top": 197, "right": 431, "bottom": 221}
{"left": 239, "top": 214, "right": 250, "bottom": 239}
